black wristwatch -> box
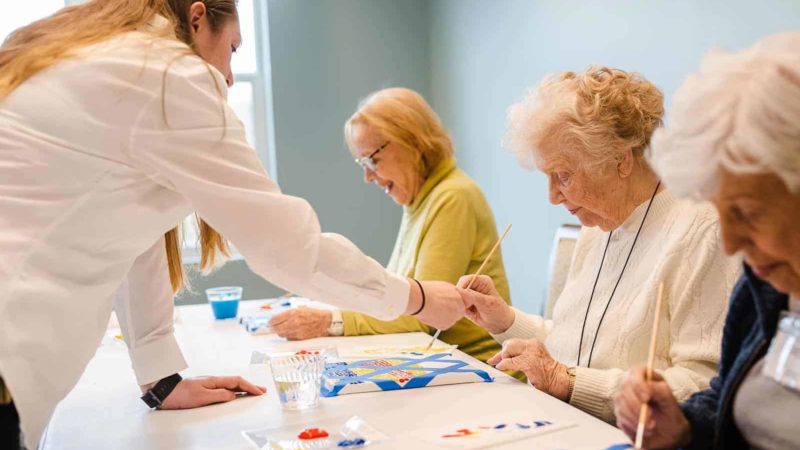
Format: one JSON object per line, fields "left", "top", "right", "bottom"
{"left": 141, "top": 373, "right": 182, "bottom": 408}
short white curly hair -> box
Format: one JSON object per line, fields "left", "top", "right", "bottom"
{"left": 648, "top": 32, "right": 800, "bottom": 199}
{"left": 503, "top": 67, "right": 664, "bottom": 171}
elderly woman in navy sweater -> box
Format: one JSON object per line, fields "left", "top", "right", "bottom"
{"left": 613, "top": 33, "right": 800, "bottom": 450}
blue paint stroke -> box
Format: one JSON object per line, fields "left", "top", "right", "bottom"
{"left": 337, "top": 438, "right": 366, "bottom": 447}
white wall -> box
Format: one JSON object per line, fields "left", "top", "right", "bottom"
{"left": 428, "top": 0, "right": 800, "bottom": 313}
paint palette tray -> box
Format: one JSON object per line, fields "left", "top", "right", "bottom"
{"left": 242, "top": 415, "right": 388, "bottom": 450}
{"left": 320, "top": 353, "right": 493, "bottom": 397}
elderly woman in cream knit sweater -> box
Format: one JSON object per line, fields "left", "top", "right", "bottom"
{"left": 457, "top": 67, "right": 741, "bottom": 422}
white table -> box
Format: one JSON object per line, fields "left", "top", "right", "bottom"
{"left": 43, "top": 300, "right": 629, "bottom": 449}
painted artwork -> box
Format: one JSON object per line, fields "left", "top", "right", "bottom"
{"left": 320, "top": 353, "right": 493, "bottom": 397}
{"left": 339, "top": 344, "right": 458, "bottom": 358}
{"left": 415, "top": 415, "right": 574, "bottom": 449}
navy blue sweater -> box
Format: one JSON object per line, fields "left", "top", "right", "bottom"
{"left": 681, "top": 265, "right": 788, "bottom": 450}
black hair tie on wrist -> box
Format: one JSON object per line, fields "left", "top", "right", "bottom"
{"left": 409, "top": 278, "right": 426, "bottom": 316}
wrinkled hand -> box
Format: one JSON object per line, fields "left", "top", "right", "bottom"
{"left": 410, "top": 280, "right": 466, "bottom": 330}
{"left": 613, "top": 367, "right": 691, "bottom": 449}
{"left": 487, "top": 338, "right": 570, "bottom": 401}
{"left": 269, "top": 307, "right": 332, "bottom": 341}
{"left": 456, "top": 274, "right": 515, "bottom": 334}
{"left": 157, "top": 376, "right": 266, "bottom": 409}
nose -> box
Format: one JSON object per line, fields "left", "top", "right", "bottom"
{"left": 226, "top": 74, "right": 234, "bottom": 87}
{"left": 548, "top": 175, "right": 565, "bottom": 205}
{"left": 719, "top": 215, "right": 750, "bottom": 256}
{"left": 363, "top": 167, "right": 377, "bottom": 184}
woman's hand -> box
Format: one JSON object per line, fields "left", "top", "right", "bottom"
{"left": 613, "top": 367, "right": 691, "bottom": 449}
{"left": 158, "top": 376, "right": 266, "bottom": 409}
{"left": 408, "top": 280, "right": 466, "bottom": 330}
{"left": 269, "top": 307, "right": 332, "bottom": 340}
{"left": 455, "top": 274, "right": 515, "bottom": 334}
{"left": 487, "top": 338, "right": 571, "bottom": 401}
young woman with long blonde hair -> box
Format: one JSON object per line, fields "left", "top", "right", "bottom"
{"left": 0, "top": 1, "right": 465, "bottom": 447}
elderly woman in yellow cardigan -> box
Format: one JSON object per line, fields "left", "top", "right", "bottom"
{"left": 269, "top": 87, "right": 516, "bottom": 373}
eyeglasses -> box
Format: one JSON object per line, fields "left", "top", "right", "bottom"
{"left": 354, "top": 141, "right": 390, "bottom": 172}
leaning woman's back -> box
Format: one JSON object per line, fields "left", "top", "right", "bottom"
{"left": 0, "top": 17, "right": 238, "bottom": 444}
{"left": 0, "top": 26, "right": 199, "bottom": 260}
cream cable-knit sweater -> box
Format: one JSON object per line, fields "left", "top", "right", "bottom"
{"left": 493, "top": 190, "right": 741, "bottom": 422}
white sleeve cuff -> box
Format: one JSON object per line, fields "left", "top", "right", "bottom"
{"left": 569, "top": 366, "right": 618, "bottom": 423}
{"left": 491, "top": 308, "right": 549, "bottom": 344}
{"left": 128, "top": 333, "right": 188, "bottom": 386}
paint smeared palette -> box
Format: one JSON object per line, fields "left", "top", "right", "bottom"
{"left": 242, "top": 415, "right": 388, "bottom": 449}
{"left": 415, "top": 414, "right": 575, "bottom": 449}
{"left": 321, "top": 353, "right": 493, "bottom": 397}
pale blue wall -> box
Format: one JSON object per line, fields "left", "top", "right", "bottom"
{"left": 179, "top": 0, "right": 432, "bottom": 304}
{"left": 428, "top": 0, "right": 800, "bottom": 313}
{"left": 267, "top": 0, "right": 431, "bottom": 269}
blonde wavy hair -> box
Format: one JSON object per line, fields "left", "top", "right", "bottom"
{"left": 504, "top": 66, "right": 664, "bottom": 171}
{"left": 344, "top": 87, "right": 454, "bottom": 178}
{"left": 0, "top": 0, "right": 237, "bottom": 293}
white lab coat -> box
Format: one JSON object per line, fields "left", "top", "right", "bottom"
{"left": 0, "top": 21, "right": 408, "bottom": 448}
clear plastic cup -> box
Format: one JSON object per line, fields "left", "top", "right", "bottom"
{"left": 205, "top": 286, "right": 243, "bottom": 320}
{"left": 269, "top": 352, "right": 326, "bottom": 410}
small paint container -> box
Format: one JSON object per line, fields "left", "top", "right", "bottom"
{"left": 206, "top": 286, "right": 243, "bottom": 320}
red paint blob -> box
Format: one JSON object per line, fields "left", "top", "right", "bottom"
{"left": 298, "top": 428, "right": 329, "bottom": 440}
{"left": 442, "top": 428, "right": 477, "bottom": 438}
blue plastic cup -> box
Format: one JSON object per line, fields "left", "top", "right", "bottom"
{"left": 206, "top": 286, "right": 243, "bottom": 320}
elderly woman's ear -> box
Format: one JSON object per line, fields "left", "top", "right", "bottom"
{"left": 616, "top": 150, "right": 636, "bottom": 178}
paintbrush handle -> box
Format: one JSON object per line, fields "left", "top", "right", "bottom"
{"left": 466, "top": 224, "right": 512, "bottom": 289}
{"left": 635, "top": 282, "right": 665, "bottom": 449}
{"left": 635, "top": 403, "right": 649, "bottom": 448}
{"left": 426, "top": 224, "right": 512, "bottom": 353}
{"left": 425, "top": 329, "right": 442, "bottom": 351}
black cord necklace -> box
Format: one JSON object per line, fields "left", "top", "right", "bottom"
{"left": 576, "top": 180, "right": 662, "bottom": 368}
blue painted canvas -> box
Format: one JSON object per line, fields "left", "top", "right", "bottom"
{"left": 321, "top": 353, "right": 493, "bottom": 397}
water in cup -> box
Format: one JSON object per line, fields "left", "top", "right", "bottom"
{"left": 270, "top": 353, "right": 326, "bottom": 410}
{"left": 205, "top": 286, "right": 242, "bottom": 320}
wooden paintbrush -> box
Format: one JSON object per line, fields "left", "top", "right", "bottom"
{"left": 635, "top": 282, "right": 665, "bottom": 449}
{"left": 424, "top": 223, "right": 513, "bottom": 351}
